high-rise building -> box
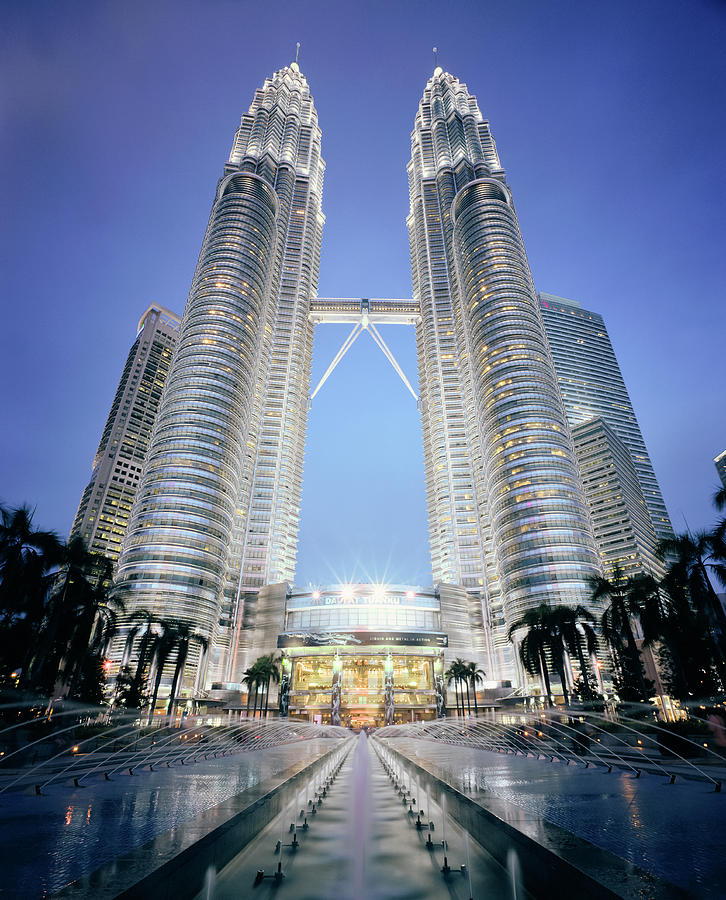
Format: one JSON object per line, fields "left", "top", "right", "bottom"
{"left": 715, "top": 450, "right": 726, "bottom": 488}
{"left": 572, "top": 417, "right": 663, "bottom": 580}
{"left": 108, "top": 65, "right": 677, "bottom": 716}
{"left": 70, "top": 305, "right": 180, "bottom": 561}
{"left": 113, "top": 62, "right": 325, "bottom": 689}
{"left": 407, "top": 68, "right": 601, "bottom": 681}
{"left": 539, "top": 292, "right": 672, "bottom": 543}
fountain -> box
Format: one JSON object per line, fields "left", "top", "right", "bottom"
{"left": 349, "top": 731, "right": 372, "bottom": 899}
{"left": 507, "top": 848, "right": 523, "bottom": 900}
{"left": 2, "top": 698, "right": 724, "bottom": 898}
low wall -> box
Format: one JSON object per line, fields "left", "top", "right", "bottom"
{"left": 55, "top": 737, "right": 354, "bottom": 900}
{"left": 375, "top": 737, "right": 691, "bottom": 900}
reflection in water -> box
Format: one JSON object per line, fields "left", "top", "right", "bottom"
{"left": 205, "top": 735, "right": 527, "bottom": 900}
{"left": 349, "top": 732, "right": 371, "bottom": 900}
{"left": 464, "top": 831, "right": 474, "bottom": 897}
{"left": 1, "top": 740, "right": 334, "bottom": 897}
{"left": 394, "top": 738, "right": 721, "bottom": 896}
{"left": 202, "top": 865, "right": 216, "bottom": 899}
{"left": 620, "top": 774, "right": 643, "bottom": 832}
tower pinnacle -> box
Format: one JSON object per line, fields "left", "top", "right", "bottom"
{"left": 432, "top": 47, "right": 442, "bottom": 77}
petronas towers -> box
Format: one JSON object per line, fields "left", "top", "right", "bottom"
{"left": 409, "top": 69, "right": 600, "bottom": 675}
{"left": 111, "top": 61, "right": 607, "bottom": 692}
{"left": 113, "top": 63, "right": 323, "bottom": 684}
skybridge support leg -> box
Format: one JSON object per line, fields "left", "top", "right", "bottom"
{"left": 309, "top": 323, "right": 363, "bottom": 403}
{"left": 367, "top": 323, "right": 419, "bottom": 403}
{"left": 308, "top": 317, "right": 419, "bottom": 405}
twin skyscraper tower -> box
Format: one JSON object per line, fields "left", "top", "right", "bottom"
{"left": 104, "top": 61, "right": 668, "bottom": 708}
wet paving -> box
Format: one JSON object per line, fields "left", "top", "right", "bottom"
{"left": 0, "top": 739, "right": 335, "bottom": 898}
{"left": 3, "top": 730, "right": 718, "bottom": 898}
{"left": 389, "top": 738, "right": 726, "bottom": 899}
{"left": 202, "top": 732, "right": 529, "bottom": 900}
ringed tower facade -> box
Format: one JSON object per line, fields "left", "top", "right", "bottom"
{"left": 113, "top": 62, "right": 324, "bottom": 688}
{"left": 407, "top": 68, "right": 601, "bottom": 677}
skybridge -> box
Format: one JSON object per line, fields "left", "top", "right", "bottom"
{"left": 309, "top": 297, "right": 421, "bottom": 404}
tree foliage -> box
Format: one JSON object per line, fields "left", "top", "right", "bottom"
{"left": 445, "top": 657, "right": 485, "bottom": 716}
{"left": 0, "top": 504, "right": 117, "bottom": 704}
{"left": 242, "top": 653, "right": 280, "bottom": 718}
{"left": 585, "top": 487, "right": 726, "bottom": 703}
{"left": 508, "top": 603, "right": 599, "bottom": 706}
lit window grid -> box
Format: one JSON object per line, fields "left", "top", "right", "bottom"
{"left": 539, "top": 294, "right": 672, "bottom": 544}
{"left": 113, "top": 173, "right": 280, "bottom": 654}
{"left": 70, "top": 309, "right": 181, "bottom": 564}
{"left": 573, "top": 417, "right": 665, "bottom": 581}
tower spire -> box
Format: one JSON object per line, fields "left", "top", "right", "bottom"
{"left": 295, "top": 41, "right": 300, "bottom": 64}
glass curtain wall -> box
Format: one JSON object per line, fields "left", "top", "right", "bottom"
{"left": 113, "top": 63, "right": 325, "bottom": 697}
{"left": 408, "top": 69, "right": 601, "bottom": 683}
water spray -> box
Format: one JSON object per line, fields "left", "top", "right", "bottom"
{"left": 464, "top": 831, "right": 474, "bottom": 899}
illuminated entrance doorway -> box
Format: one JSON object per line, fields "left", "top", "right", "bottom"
{"left": 284, "top": 627, "right": 443, "bottom": 726}
{"left": 287, "top": 649, "right": 440, "bottom": 726}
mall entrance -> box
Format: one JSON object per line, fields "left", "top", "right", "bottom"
{"left": 286, "top": 649, "right": 441, "bottom": 724}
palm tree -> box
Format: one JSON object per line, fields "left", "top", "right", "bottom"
{"left": 242, "top": 664, "right": 261, "bottom": 717}
{"left": 147, "top": 620, "right": 186, "bottom": 718}
{"left": 652, "top": 563, "right": 720, "bottom": 697}
{"left": 115, "top": 611, "right": 156, "bottom": 709}
{"left": 465, "top": 661, "right": 486, "bottom": 716}
{"left": 658, "top": 531, "right": 726, "bottom": 685}
{"left": 445, "top": 661, "right": 460, "bottom": 716}
{"left": 0, "top": 504, "right": 62, "bottom": 593}
{"left": 508, "top": 604, "right": 572, "bottom": 706}
{"left": 628, "top": 571, "right": 685, "bottom": 695}
{"left": 26, "top": 536, "right": 113, "bottom": 693}
{"left": 589, "top": 566, "right": 651, "bottom": 701}
{"left": 446, "top": 659, "right": 468, "bottom": 716}
{"left": 60, "top": 555, "right": 119, "bottom": 700}
{"left": 511, "top": 615, "right": 553, "bottom": 706}
{"left": 552, "top": 605, "right": 599, "bottom": 701}
{"left": 267, "top": 656, "right": 281, "bottom": 717}
{"left": 462, "top": 660, "right": 472, "bottom": 714}
{"left": 660, "top": 531, "right": 726, "bottom": 633}
{"left": 636, "top": 492, "right": 726, "bottom": 698}
{"left": 0, "top": 503, "right": 62, "bottom": 679}
{"left": 167, "top": 625, "right": 208, "bottom": 718}
{"left": 254, "top": 653, "right": 280, "bottom": 718}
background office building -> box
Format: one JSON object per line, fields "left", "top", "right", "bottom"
{"left": 540, "top": 292, "right": 672, "bottom": 547}
{"left": 70, "top": 305, "right": 180, "bottom": 561}
{"left": 572, "top": 417, "right": 662, "bottom": 580}
{"left": 715, "top": 450, "right": 726, "bottom": 488}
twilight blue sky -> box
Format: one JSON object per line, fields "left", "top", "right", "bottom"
{"left": 1, "top": 0, "right": 724, "bottom": 587}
